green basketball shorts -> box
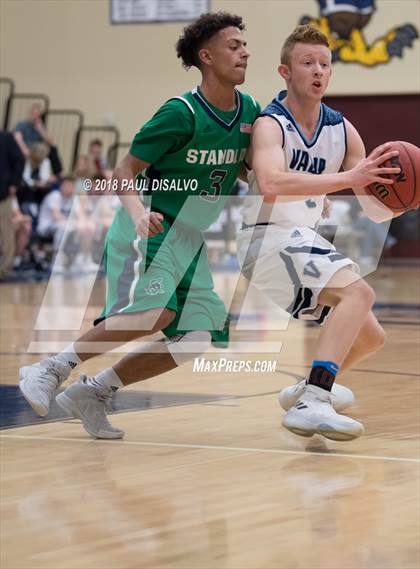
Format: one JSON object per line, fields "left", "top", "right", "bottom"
{"left": 95, "top": 207, "right": 229, "bottom": 345}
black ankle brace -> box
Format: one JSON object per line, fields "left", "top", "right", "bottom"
{"left": 308, "top": 366, "right": 335, "bottom": 391}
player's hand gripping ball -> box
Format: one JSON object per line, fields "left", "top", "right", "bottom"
{"left": 366, "top": 141, "right": 420, "bottom": 212}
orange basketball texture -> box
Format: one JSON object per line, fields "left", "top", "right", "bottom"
{"left": 366, "top": 141, "right": 420, "bottom": 212}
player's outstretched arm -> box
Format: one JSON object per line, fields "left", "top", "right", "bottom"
{"left": 113, "top": 153, "right": 164, "bottom": 237}
{"left": 251, "top": 117, "right": 400, "bottom": 203}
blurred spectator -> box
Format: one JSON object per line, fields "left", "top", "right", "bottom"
{"left": 73, "top": 172, "right": 120, "bottom": 263}
{"left": 14, "top": 103, "right": 53, "bottom": 157}
{"left": 74, "top": 165, "right": 101, "bottom": 241}
{"left": 37, "top": 177, "right": 76, "bottom": 250}
{"left": 14, "top": 103, "right": 63, "bottom": 177}
{"left": 73, "top": 140, "right": 112, "bottom": 188}
{"left": 90, "top": 190, "right": 120, "bottom": 261}
{"left": 37, "top": 177, "right": 98, "bottom": 273}
{"left": 88, "top": 138, "right": 106, "bottom": 177}
{"left": 48, "top": 145, "right": 63, "bottom": 178}
{"left": 319, "top": 199, "right": 353, "bottom": 230}
{"left": 0, "top": 130, "right": 25, "bottom": 279}
{"left": 354, "top": 211, "right": 396, "bottom": 267}
{"left": 318, "top": 198, "right": 361, "bottom": 259}
{"left": 74, "top": 154, "right": 90, "bottom": 194}
{"left": 22, "top": 142, "right": 53, "bottom": 189}
{"left": 18, "top": 142, "right": 56, "bottom": 224}
{"left": 11, "top": 197, "right": 32, "bottom": 269}
{"left": 94, "top": 192, "right": 120, "bottom": 232}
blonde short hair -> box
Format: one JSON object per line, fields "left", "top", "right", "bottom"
{"left": 281, "top": 25, "right": 329, "bottom": 66}
{"left": 30, "top": 142, "right": 49, "bottom": 164}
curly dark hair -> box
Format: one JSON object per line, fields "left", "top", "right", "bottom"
{"left": 176, "top": 12, "right": 245, "bottom": 69}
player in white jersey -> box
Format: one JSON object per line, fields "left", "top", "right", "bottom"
{"left": 238, "top": 25, "right": 401, "bottom": 441}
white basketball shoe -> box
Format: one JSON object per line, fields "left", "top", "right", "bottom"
{"left": 282, "top": 384, "right": 364, "bottom": 441}
{"left": 56, "top": 376, "right": 124, "bottom": 439}
{"left": 278, "top": 379, "right": 354, "bottom": 412}
{"left": 19, "top": 358, "right": 71, "bottom": 416}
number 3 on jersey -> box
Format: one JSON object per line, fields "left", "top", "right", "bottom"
{"left": 200, "top": 169, "right": 227, "bottom": 203}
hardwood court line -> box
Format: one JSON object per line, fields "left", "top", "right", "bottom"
{"left": 2, "top": 434, "right": 419, "bottom": 464}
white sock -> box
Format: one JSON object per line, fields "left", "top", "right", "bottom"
{"left": 53, "top": 343, "right": 82, "bottom": 371}
{"left": 87, "top": 368, "right": 123, "bottom": 394}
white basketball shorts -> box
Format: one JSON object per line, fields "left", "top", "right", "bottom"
{"left": 237, "top": 224, "right": 359, "bottom": 325}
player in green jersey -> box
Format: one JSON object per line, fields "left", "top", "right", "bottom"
{"left": 19, "top": 12, "right": 260, "bottom": 439}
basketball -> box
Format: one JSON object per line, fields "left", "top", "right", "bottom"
{"left": 366, "top": 141, "right": 420, "bottom": 212}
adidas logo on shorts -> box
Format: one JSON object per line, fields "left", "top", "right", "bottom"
{"left": 291, "top": 229, "right": 302, "bottom": 238}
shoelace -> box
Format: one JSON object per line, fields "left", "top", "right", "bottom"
{"left": 80, "top": 375, "right": 116, "bottom": 425}
{"left": 301, "top": 385, "right": 333, "bottom": 405}
{"left": 93, "top": 391, "right": 117, "bottom": 427}
{"left": 96, "top": 391, "right": 113, "bottom": 406}
{"left": 38, "top": 364, "right": 62, "bottom": 387}
{"left": 81, "top": 375, "right": 112, "bottom": 403}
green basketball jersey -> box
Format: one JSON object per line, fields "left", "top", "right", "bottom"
{"left": 136, "top": 88, "right": 260, "bottom": 231}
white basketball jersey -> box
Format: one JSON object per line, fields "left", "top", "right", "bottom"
{"left": 242, "top": 91, "right": 347, "bottom": 228}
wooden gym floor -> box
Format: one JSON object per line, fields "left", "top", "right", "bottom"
{"left": 1, "top": 265, "right": 419, "bottom": 569}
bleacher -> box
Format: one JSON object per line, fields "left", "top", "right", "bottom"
{"left": 0, "top": 77, "right": 126, "bottom": 172}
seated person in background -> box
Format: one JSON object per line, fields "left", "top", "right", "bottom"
{"left": 37, "top": 177, "right": 98, "bottom": 273}
{"left": 74, "top": 156, "right": 108, "bottom": 210}
{"left": 19, "top": 142, "right": 56, "bottom": 220}
{"left": 93, "top": 190, "right": 120, "bottom": 232}
{"left": 14, "top": 103, "right": 63, "bottom": 178}
{"left": 74, "top": 171, "right": 119, "bottom": 264}
{"left": 74, "top": 154, "right": 90, "bottom": 194}
{"left": 90, "top": 186, "right": 121, "bottom": 261}
{"left": 87, "top": 139, "right": 107, "bottom": 178}
{"left": 37, "top": 176, "right": 76, "bottom": 251}
{"left": 0, "top": 130, "right": 25, "bottom": 280}
{"left": 47, "top": 144, "right": 63, "bottom": 179}
{"left": 11, "top": 197, "right": 32, "bottom": 269}
{"left": 73, "top": 165, "right": 100, "bottom": 250}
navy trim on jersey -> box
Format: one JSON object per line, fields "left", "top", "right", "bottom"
{"left": 322, "top": 104, "right": 343, "bottom": 126}
{"left": 287, "top": 104, "right": 324, "bottom": 148}
{"left": 263, "top": 90, "right": 343, "bottom": 149}
{"left": 192, "top": 87, "right": 243, "bottom": 131}
{"left": 342, "top": 120, "right": 348, "bottom": 158}
{"left": 259, "top": 113, "right": 286, "bottom": 149}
